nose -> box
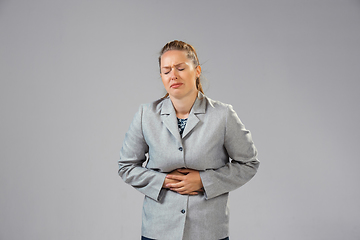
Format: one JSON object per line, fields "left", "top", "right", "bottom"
{"left": 169, "top": 68, "right": 177, "bottom": 80}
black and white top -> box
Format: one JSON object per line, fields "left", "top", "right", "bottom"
{"left": 177, "top": 118, "right": 188, "bottom": 137}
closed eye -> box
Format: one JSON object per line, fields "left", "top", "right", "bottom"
{"left": 162, "top": 67, "right": 171, "bottom": 74}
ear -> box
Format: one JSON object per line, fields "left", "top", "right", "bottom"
{"left": 195, "top": 65, "right": 201, "bottom": 78}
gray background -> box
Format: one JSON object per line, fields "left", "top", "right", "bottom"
{"left": 1, "top": 0, "right": 359, "bottom": 239}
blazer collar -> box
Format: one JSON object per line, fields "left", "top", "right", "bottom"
{"left": 190, "top": 91, "right": 206, "bottom": 114}
{"left": 160, "top": 92, "right": 206, "bottom": 140}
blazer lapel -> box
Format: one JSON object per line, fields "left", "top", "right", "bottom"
{"left": 161, "top": 93, "right": 207, "bottom": 140}
{"left": 181, "top": 113, "right": 199, "bottom": 139}
{"left": 182, "top": 92, "right": 206, "bottom": 139}
{"left": 161, "top": 97, "right": 182, "bottom": 143}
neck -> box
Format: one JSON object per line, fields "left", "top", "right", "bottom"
{"left": 170, "top": 91, "right": 198, "bottom": 119}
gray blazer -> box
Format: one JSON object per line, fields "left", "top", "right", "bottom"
{"left": 118, "top": 92, "right": 259, "bottom": 240}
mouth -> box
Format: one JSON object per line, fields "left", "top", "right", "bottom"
{"left": 170, "top": 83, "right": 183, "bottom": 88}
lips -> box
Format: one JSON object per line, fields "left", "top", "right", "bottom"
{"left": 170, "top": 83, "right": 183, "bottom": 88}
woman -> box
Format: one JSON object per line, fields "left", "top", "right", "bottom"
{"left": 118, "top": 40, "right": 259, "bottom": 240}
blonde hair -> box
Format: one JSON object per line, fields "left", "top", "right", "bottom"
{"left": 159, "top": 40, "right": 203, "bottom": 98}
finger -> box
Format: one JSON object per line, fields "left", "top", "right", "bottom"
{"left": 167, "top": 182, "right": 185, "bottom": 188}
{"left": 169, "top": 185, "right": 187, "bottom": 192}
{"left": 177, "top": 189, "right": 195, "bottom": 195}
{"left": 166, "top": 175, "right": 185, "bottom": 181}
{"left": 170, "top": 170, "right": 185, "bottom": 176}
{"left": 173, "top": 189, "right": 188, "bottom": 195}
{"left": 188, "top": 191, "right": 199, "bottom": 195}
{"left": 163, "top": 178, "right": 180, "bottom": 188}
{"left": 176, "top": 168, "right": 192, "bottom": 174}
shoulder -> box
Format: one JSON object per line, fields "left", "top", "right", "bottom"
{"left": 201, "top": 95, "right": 242, "bottom": 127}
{"left": 137, "top": 97, "right": 168, "bottom": 115}
{"left": 202, "top": 94, "right": 234, "bottom": 114}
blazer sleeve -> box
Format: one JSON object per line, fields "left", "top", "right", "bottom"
{"left": 118, "top": 105, "right": 167, "bottom": 202}
{"left": 199, "top": 105, "right": 260, "bottom": 200}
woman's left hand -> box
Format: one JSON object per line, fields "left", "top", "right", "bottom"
{"left": 165, "top": 168, "right": 203, "bottom": 195}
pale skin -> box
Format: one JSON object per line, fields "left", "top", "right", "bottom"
{"left": 160, "top": 50, "right": 204, "bottom": 195}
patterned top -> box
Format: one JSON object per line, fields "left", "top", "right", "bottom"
{"left": 177, "top": 118, "right": 188, "bottom": 137}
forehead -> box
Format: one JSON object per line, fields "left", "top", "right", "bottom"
{"left": 160, "top": 50, "right": 190, "bottom": 66}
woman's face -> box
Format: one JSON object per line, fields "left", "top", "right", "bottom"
{"left": 160, "top": 50, "right": 201, "bottom": 100}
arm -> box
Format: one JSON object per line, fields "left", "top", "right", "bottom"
{"left": 199, "top": 105, "right": 259, "bottom": 200}
{"left": 118, "top": 105, "right": 167, "bottom": 201}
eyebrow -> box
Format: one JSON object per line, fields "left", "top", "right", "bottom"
{"left": 161, "top": 62, "right": 186, "bottom": 69}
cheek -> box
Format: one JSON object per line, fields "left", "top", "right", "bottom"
{"left": 161, "top": 76, "right": 169, "bottom": 87}
{"left": 186, "top": 73, "right": 197, "bottom": 85}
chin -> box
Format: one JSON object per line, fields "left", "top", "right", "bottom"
{"left": 168, "top": 91, "right": 182, "bottom": 98}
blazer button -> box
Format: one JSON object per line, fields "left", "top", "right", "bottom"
{"left": 181, "top": 209, "right": 185, "bottom": 214}
{"left": 178, "top": 147, "right": 183, "bottom": 151}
